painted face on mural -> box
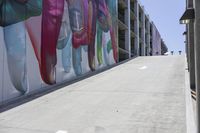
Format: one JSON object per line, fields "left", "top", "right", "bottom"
{"left": 97, "top": 0, "right": 110, "bottom": 32}
{"left": 67, "top": 0, "right": 90, "bottom": 49}
{"left": 0, "top": 0, "right": 42, "bottom": 27}
{"left": 68, "top": 6, "right": 83, "bottom": 32}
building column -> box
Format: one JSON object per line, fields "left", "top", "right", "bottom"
{"left": 134, "top": 0, "right": 139, "bottom": 56}
{"left": 188, "top": 23, "right": 196, "bottom": 91}
{"left": 146, "top": 16, "right": 151, "bottom": 56}
{"left": 186, "top": 26, "right": 190, "bottom": 69}
{"left": 125, "top": 0, "right": 131, "bottom": 58}
{"left": 141, "top": 7, "right": 145, "bottom": 56}
{"left": 194, "top": 0, "right": 200, "bottom": 132}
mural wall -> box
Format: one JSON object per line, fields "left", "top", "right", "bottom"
{"left": 0, "top": 0, "right": 118, "bottom": 103}
{"left": 151, "top": 23, "right": 161, "bottom": 55}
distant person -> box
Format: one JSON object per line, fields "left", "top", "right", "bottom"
{"left": 156, "top": 52, "right": 159, "bottom": 55}
{"left": 171, "top": 51, "right": 174, "bottom": 55}
{"left": 179, "top": 51, "right": 182, "bottom": 55}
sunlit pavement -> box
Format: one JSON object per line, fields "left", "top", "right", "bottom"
{"left": 0, "top": 55, "right": 186, "bottom": 133}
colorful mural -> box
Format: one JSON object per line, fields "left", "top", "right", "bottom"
{"left": 0, "top": 0, "right": 118, "bottom": 102}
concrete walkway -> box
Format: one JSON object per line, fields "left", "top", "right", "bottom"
{"left": 0, "top": 56, "right": 186, "bottom": 133}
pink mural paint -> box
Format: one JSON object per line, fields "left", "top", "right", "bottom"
{"left": 41, "top": 0, "right": 64, "bottom": 85}
{"left": 25, "top": 16, "right": 42, "bottom": 64}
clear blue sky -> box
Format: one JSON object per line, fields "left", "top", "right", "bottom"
{"left": 140, "top": 0, "right": 186, "bottom": 53}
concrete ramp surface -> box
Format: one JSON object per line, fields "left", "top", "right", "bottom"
{"left": 0, "top": 56, "right": 186, "bottom": 133}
